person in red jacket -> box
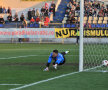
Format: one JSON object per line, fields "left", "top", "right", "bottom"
{"left": 44, "top": 16, "right": 50, "bottom": 27}
{"left": 30, "top": 17, "right": 35, "bottom": 23}
{"left": 45, "top": 2, "right": 49, "bottom": 9}
{"left": 36, "top": 16, "right": 40, "bottom": 23}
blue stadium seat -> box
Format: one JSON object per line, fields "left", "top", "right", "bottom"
{"left": 30, "top": 24, "right": 34, "bottom": 28}
{"left": 101, "top": 24, "right": 106, "bottom": 28}
{"left": 71, "top": 24, "right": 76, "bottom": 28}
{"left": 91, "top": 24, "right": 96, "bottom": 28}
{"left": 0, "top": 24, "right": 4, "bottom": 28}
{"left": 61, "top": 24, "right": 66, "bottom": 28}
{"left": 106, "top": 24, "right": 108, "bottom": 28}
{"left": 34, "top": 23, "right": 39, "bottom": 28}
{"left": 96, "top": 24, "right": 101, "bottom": 28}
{"left": 27, "top": 24, "right": 30, "bottom": 28}
{"left": 66, "top": 24, "right": 71, "bottom": 28}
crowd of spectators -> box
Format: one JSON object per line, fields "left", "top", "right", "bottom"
{"left": 65, "top": 0, "right": 108, "bottom": 27}
{"left": 0, "top": 16, "right": 5, "bottom": 24}
{"left": 0, "top": 6, "right": 11, "bottom": 24}
{"left": 0, "top": 1, "right": 56, "bottom": 27}
{"left": 84, "top": 1, "right": 108, "bottom": 17}
{"left": 0, "top": 1, "right": 107, "bottom": 28}
{"left": 0, "top": 6, "right": 11, "bottom": 14}
{"left": 27, "top": 2, "right": 56, "bottom": 27}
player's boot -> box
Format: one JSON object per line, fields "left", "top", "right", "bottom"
{"left": 65, "top": 51, "right": 70, "bottom": 54}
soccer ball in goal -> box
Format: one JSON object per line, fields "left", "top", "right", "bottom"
{"left": 102, "top": 60, "right": 108, "bottom": 66}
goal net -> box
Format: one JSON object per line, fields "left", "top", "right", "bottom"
{"left": 83, "top": 33, "right": 108, "bottom": 72}
{"left": 79, "top": 0, "right": 108, "bottom": 72}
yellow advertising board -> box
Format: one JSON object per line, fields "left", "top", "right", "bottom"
{"left": 55, "top": 28, "right": 108, "bottom": 38}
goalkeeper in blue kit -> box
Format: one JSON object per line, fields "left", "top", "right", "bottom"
{"left": 44, "top": 50, "right": 69, "bottom": 71}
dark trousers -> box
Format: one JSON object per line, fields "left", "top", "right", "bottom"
{"left": 76, "top": 36, "right": 79, "bottom": 44}
{"left": 19, "top": 38, "right": 22, "bottom": 42}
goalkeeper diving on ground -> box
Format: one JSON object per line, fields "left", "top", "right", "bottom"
{"left": 44, "top": 50, "right": 70, "bottom": 71}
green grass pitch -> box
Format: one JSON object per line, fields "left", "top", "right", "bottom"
{"left": 0, "top": 43, "right": 108, "bottom": 90}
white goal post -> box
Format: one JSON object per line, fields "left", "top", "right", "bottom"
{"left": 79, "top": 0, "right": 84, "bottom": 72}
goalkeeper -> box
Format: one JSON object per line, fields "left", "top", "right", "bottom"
{"left": 44, "top": 50, "right": 69, "bottom": 71}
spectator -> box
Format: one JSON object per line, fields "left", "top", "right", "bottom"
{"left": 101, "top": 4, "right": 105, "bottom": 9}
{"left": 92, "top": 1, "right": 95, "bottom": 8}
{"left": 13, "top": 12, "right": 18, "bottom": 21}
{"left": 89, "top": 10, "right": 93, "bottom": 16}
{"left": 98, "top": 10, "right": 104, "bottom": 17}
{"left": 73, "top": 1, "right": 76, "bottom": 6}
{"left": 69, "top": 11, "right": 72, "bottom": 18}
{"left": 36, "top": 16, "right": 40, "bottom": 23}
{"left": 41, "top": 6, "right": 45, "bottom": 16}
{"left": 51, "top": 1, "right": 56, "bottom": 16}
{"left": 49, "top": 6, "right": 54, "bottom": 13}
{"left": 0, "top": 6, "right": 2, "bottom": 13}
{"left": 71, "top": 16, "right": 76, "bottom": 24}
{"left": 70, "top": 8, "right": 75, "bottom": 15}
{"left": 2, "top": 7, "right": 6, "bottom": 13}
{"left": 44, "top": 7, "right": 49, "bottom": 16}
{"left": 44, "top": 16, "right": 50, "bottom": 27}
{"left": 85, "top": 23, "right": 91, "bottom": 28}
{"left": 67, "top": 15, "right": 75, "bottom": 24}
{"left": 67, "top": 2, "right": 72, "bottom": 9}
{"left": 93, "top": 8, "right": 97, "bottom": 16}
{"left": 104, "top": 8, "right": 108, "bottom": 16}
{"left": 96, "top": 2, "right": 100, "bottom": 9}
{"left": 23, "top": 19, "right": 27, "bottom": 28}
{"left": 45, "top": 2, "right": 49, "bottom": 9}
{"left": 7, "top": 13, "right": 12, "bottom": 22}
{"left": 65, "top": 10, "right": 69, "bottom": 15}
{"left": 31, "top": 8, "right": 35, "bottom": 18}
{"left": 72, "top": 5, "right": 75, "bottom": 11}
{"left": 20, "top": 13, "right": 25, "bottom": 21}
{"left": 36, "top": 9, "right": 40, "bottom": 17}
{"left": 30, "top": 17, "right": 35, "bottom": 23}
{"left": 76, "top": 4, "right": 80, "bottom": 11}
{"left": 0, "top": 16, "right": 5, "bottom": 24}
{"left": 28, "top": 9, "right": 32, "bottom": 20}
{"left": 7, "top": 7, "right": 11, "bottom": 14}
{"left": 39, "top": 16, "right": 44, "bottom": 26}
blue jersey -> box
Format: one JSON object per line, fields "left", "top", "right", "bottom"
{"left": 48, "top": 53, "right": 64, "bottom": 64}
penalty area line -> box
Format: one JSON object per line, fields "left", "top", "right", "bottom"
{"left": 10, "top": 65, "right": 102, "bottom": 90}
{"left": 0, "top": 55, "right": 76, "bottom": 60}
{"left": 0, "top": 84, "right": 23, "bottom": 86}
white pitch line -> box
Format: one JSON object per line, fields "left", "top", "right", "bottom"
{"left": 0, "top": 55, "right": 77, "bottom": 60}
{"left": 0, "top": 55, "right": 38, "bottom": 60}
{"left": 9, "top": 65, "right": 102, "bottom": 90}
{"left": 0, "top": 84, "right": 23, "bottom": 86}
{"left": 9, "top": 72, "right": 79, "bottom": 90}
{"left": 83, "top": 65, "right": 102, "bottom": 72}
{"left": 0, "top": 49, "right": 79, "bottom": 51}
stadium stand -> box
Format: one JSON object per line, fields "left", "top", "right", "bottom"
{"left": 0, "top": 0, "right": 59, "bottom": 28}
{"left": 62, "top": 0, "right": 108, "bottom": 28}
{"left": 0, "top": 0, "right": 108, "bottom": 28}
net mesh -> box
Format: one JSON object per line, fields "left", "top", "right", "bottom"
{"left": 83, "top": 35, "right": 108, "bottom": 72}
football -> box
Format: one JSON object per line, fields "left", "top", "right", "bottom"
{"left": 102, "top": 60, "right": 108, "bottom": 66}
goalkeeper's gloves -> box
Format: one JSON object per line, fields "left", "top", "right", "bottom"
{"left": 53, "top": 64, "right": 57, "bottom": 69}
{"left": 43, "top": 67, "right": 49, "bottom": 71}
